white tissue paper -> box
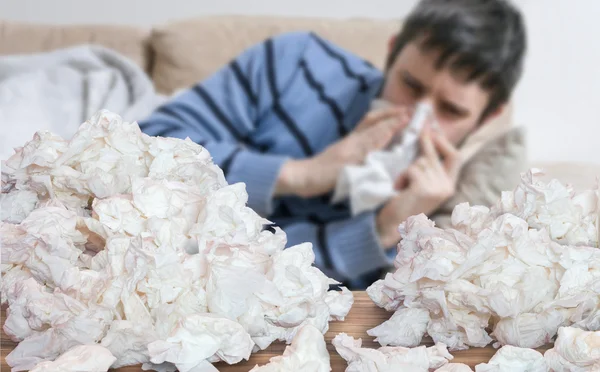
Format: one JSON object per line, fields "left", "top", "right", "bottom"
{"left": 331, "top": 100, "right": 434, "bottom": 216}
{"left": 435, "top": 364, "right": 474, "bottom": 372}
{"left": 28, "top": 344, "right": 117, "bottom": 372}
{"left": 544, "top": 327, "right": 600, "bottom": 371}
{"left": 366, "top": 307, "right": 430, "bottom": 347}
{"left": 1, "top": 110, "right": 354, "bottom": 372}
{"left": 474, "top": 345, "right": 547, "bottom": 372}
{"left": 332, "top": 333, "right": 453, "bottom": 372}
{"left": 366, "top": 169, "right": 600, "bottom": 352}
{"left": 249, "top": 324, "right": 331, "bottom": 372}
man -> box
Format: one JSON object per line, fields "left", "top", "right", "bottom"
{"left": 139, "top": 0, "right": 527, "bottom": 288}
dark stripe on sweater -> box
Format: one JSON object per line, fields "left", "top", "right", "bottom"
{"left": 192, "top": 84, "right": 249, "bottom": 143}
{"left": 140, "top": 105, "right": 220, "bottom": 141}
{"left": 139, "top": 106, "right": 186, "bottom": 132}
{"left": 299, "top": 59, "right": 347, "bottom": 136}
{"left": 316, "top": 223, "right": 334, "bottom": 269}
{"left": 230, "top": 60, "right": 258, "bottom": 106}
{"left": 172, "top": 102, "right": 223, "bottom": 141}
{"left": 265, "top": 38, "right": 314, "bottom": 156}
{"left": 310, "top": 33, "right": 369, "bottom": 92}
{"left": 220, "top": 148, "right": 242, "bottom": 176}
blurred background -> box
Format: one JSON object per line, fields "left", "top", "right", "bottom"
{"left": 1, "top": 0, "right": 599, "bottom": 169}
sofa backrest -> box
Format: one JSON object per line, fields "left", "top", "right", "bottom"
{"left": 0, "top": 20, "right": 152, "bottom": 72}
{"left": 149, "top": 15, "right": 400, "bottom": 94}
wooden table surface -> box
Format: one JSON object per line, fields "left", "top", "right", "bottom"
{"left": 1, "top": 292, "right": 552, "bottom": 371}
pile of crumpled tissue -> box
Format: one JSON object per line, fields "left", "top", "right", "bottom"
{"left": 332, "top": 333, "right": 454, "bottom": 371}
{"left": 366, "top": 168, "right": 600, "bottom": 353}
{"left": 0, "top": 110, "right": 354, "bottom": 372}
{"left": 332, "top": 326, "right": 600, "bottom": 371}
{"left": 330, "top": 333, "right": 546, "bottom": 372}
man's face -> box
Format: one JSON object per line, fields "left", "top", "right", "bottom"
{"left": 380, "top": 40, "right": 498, "bottom": 146}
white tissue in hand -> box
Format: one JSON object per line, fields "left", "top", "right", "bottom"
{"left": 474, "top": 345, "right": 547, "bottom": 372}
{"left": 29, "top": 344, "right": 116, "bottom": 372}
{"left": 250, "top": 324, "right": 330, "bottom": 372}
{"left": 544, "top": 327, "right": 600, "bottom": 371}
{"left": 1, "top": 110, "right": 352, "bottom": 371}
{"left": 332, "top": 333, "right": 452, "bottom": 372}
{"left": 332, "top": 101, "right": 434, "bottom": 215}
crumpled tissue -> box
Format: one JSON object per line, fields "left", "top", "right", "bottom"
{"left": 366, "top": 169, "right": 600, "bottom": 352}
{"left": 544, "top": 327, "right": 600, "bottom": 371}
{"left": 1, "top": 110, "right": 354, "bottom": 372}
{"left": 249, "top": 324, "right": 330, "bottom": 372}
{"left": 331, "top": 100, "right": 433, "bottom": 215}
{"left": 332, "top": 333, "right": 453, "bottom": 371}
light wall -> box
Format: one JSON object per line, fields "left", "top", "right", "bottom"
{"left": 1, "top": 0, "right": 598, "bottom": 165}
{"left": 0, "top": 0, "right": 420, "bottom": 25}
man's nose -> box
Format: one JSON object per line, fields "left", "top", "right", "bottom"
{"left": 409, "top": 101, "right": 434, "bottom": 127}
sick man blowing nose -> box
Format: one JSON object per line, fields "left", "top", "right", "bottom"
{"left": 139, "top": 0, "right": 528, "bottom": 289}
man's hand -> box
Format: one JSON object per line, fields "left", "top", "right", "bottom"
{"left": 276, "top": 107, "right": 412, "bottom": 198}
{"left": 376, "top": 129, "right": 461, "bottom": 248}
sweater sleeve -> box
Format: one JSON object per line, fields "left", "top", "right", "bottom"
{"left": 138, "top": 32, "right": 311, "bottom": 217}
{"left": 282, "top": 212, "right": 394, "bottom": 281}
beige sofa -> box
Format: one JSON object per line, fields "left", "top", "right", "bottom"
{"left": 1, "top": 16, "right": 599, "bottom": 190}
{"left": 0, "top": 16, "right": 399, "bottom": 95}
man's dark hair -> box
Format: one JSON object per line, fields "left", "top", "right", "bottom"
{"left": 388, "top": 0, "right": 526, "bottom": 120}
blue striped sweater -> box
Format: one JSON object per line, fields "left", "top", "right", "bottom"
{"left": 139, "top": 31, "right": 394, "bottom": 285}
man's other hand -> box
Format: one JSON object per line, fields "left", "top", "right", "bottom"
{"left": 376, "top": 129, "right": 460, "bottom": 248}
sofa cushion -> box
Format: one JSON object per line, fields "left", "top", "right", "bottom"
{"left": 150, "top": 15, "right": 400, "bottom": 94}
{"left": 0, "top": 20, "right": 152, "bottom": 72}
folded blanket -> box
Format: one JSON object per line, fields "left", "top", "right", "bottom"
{"left": 0, "top": 45, "right": 167, "bottom": 161}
